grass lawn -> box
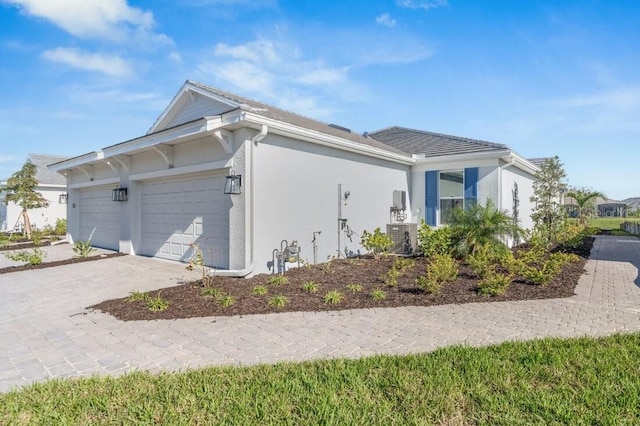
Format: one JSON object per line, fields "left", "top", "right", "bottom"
{"left": 2, "top": 332, "right": 639, "bottom": 425}
{"left": 589, "top": 217, "right": 640, "bottom": 236}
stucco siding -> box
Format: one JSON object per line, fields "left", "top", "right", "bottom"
{"left": 251, "top": 132, "right": 411, "bottom": 273}
{"left": 502, "top": 166, "right": 536, "bottom": 230}
{"left": 1, "top": 186, "right": 66, "bottom": 232}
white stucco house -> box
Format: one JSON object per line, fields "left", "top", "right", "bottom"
{"left": 49, "top": 80, "right": 540, "bottom": 276}
{"left": 1, "top": 153, "right": 69, "bottom": 233}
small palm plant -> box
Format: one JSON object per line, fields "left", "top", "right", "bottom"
{"left": 449, "top": 200, "right": 522, "bottom": 258}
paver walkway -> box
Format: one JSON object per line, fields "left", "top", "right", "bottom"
{"left": 1, "top": 235, "right": 639, "bottom": 393}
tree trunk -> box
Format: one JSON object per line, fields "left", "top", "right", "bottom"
{"left": 22, "top": 209, "right": 32, "bottom": 240}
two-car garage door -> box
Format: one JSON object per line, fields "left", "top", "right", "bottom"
{"left": 140, "top": 173, "right": 229, "bottom": 268}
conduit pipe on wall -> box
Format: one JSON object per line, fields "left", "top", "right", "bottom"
{"left": 216, "top": 125, "right": 268, "bottom": 277}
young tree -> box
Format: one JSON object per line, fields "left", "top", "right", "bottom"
{"left": 530, "top": 156, "right": 568, "bottom": 245}
{"left": 2, "top": 161, "right": 49, "bottom": 239}
{"left": 565, "top": 187, "right": 605, "bottom": 225}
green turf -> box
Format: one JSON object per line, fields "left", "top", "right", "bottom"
{"left": 2, "top": 333, "right": 640, "bottom": 425}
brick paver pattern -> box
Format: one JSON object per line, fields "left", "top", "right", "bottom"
{"left": 1, "top": 236, "right": 639, "bottom": 393}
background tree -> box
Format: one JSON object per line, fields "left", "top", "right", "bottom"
{"left": 565, "top": 187, "right": 605, "bottom": 225}
{"left": 530, "top": 156, "right": 568, "bottom": 245}
{"left": 2, "top": 161, "right": 49, "bottom": 239}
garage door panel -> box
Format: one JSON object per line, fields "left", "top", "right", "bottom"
{"left": 78, "top": 187, "right": 119, "bottom": 250}
{"left": 140, "top": 174, "right": 229, "bottom": 268}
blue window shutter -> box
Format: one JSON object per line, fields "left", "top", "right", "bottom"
{"left": 425, "top": 171, "right": 438, "bottom": 226}
{"left": 464, "top": 167, "right": 478, "bottom": 208}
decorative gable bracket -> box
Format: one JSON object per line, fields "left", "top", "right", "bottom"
{"left": 112, "top": 155, "right": 131, "bottom": 172}
{"left": 78, "top": 165, "right": 94, "bottom": 181}
{"left": 213, "top": 129, "right": 233, "bottom": 154}
{"left": 153, "top": 144, "right": 174, "bottom": 168}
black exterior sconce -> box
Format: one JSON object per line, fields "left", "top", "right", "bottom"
{"left": 224, "top": 174, "right": 242, "bottom": 194}
{"left": 112, "top": 187, "right": 128, "bottom": 201}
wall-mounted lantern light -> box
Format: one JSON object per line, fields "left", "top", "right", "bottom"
{"left": 112, "top": 187, "right": 128, "bottom": 202}
{"left": 59, "top": 193, "right": 68, "bottom": 204}
{"left": 224, "top": 174, "right": 242, "bottom": 194}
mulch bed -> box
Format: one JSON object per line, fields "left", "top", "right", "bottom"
{"left": 0, "top": 252, "right": 125, "bottom": 274}
{"left": 0, "top": 240, "right": 53, "bottom": 251}
{"left": 90, "top": 237, "right": 594, "bottom": 322}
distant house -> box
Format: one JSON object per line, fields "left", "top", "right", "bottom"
{"left": 49, "top": 81, "right": 542, "bottom": 276}
{"left": 564, "top": 195, "right": 628, "bottom": 218}
{"left": 1, "top": 153, "right": 69, "bottom": 232}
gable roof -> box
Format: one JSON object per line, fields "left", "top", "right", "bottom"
{"left": 527, "top": 157, "right": 553, "bottom": 168}
{"left": 366, "top": 126, "right": 509, "bottom": 157}
{"left": 151, "top": 80, "right": 407, "bottom": 157}
{"left": 10, "top": 154, "right": 68, "bottom": 186}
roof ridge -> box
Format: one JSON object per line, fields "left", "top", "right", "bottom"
{"left": 388, "top": 126, "right": 507, "bottom": 149}
{"left": 187, "top": 80, "right": 346, "bottom": 131}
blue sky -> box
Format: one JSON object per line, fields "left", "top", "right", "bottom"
{"left": 1, "top": 0, "right": 639, "bottom": 200}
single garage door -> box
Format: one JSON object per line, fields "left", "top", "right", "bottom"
{"left": 78, "top": 186, "right": 120, "bottom": 250}
{"left": 140, "top": 173, "right": 229, "bottom": 268}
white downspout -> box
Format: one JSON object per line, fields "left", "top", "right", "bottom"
{"left": 216, "top": 125, "right": 268, "bottom": 277}
{"left": 498, "top": 156, "right": 516, "bottom": 210}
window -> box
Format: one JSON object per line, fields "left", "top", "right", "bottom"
{"left": 439, "top": 171, "right": 464, "bottom": 225}
{"left": 425, "top": 168, "right": 478, "bottom": 227}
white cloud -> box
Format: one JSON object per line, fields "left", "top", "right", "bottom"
{"left": 376, "top": 13, "right": 397, "bottom": 28}
{"left": 168, "top": 51, "right": 184, "bottom": 65}
{"left": 396, "top": 0, "right": 448, "bottom": 10}
{"left": 41, "top": 47, "right": 134, "bottom": 77}
{"left": 1, "top": 0, "right": 167, "bottom": 44}
{"left": 0, "top": 155, "right": 15, "bottom": 163}
{"left": 198, "top": 37, "right": 365, "bottom": 117}
{"left": 552, "top": 88, "right": 640, "bottom": 109}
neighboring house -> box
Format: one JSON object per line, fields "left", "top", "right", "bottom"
{"left": 1, "top": 153, "right": 68, "bottom": 233}
{"left": 49, "top": 81, "right": 540, "bottom": 276}
{"left": 564, "top": 195, "right": 628, "bottom": 218}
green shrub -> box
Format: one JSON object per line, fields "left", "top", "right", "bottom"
{"left": 477, "top": 272, "right": 513, "bottom": 296}
{"left": 302, "top": 281, "right": 319, "bottom": 293}
{"left": 268, "top": 295, "right": 289, "bottom": 308}
{"left": 416, "top": 254, "right": 458, "bottom": 294}
{"left": 30, "top": 228, "right": 44, "bottom": 246}
{"left": 252, "top": 285, "right": 268, "bottom": 296}
{"left": 218, "top": 294, "right": 236, "bottom": 308}
{"left": 73, "top": 241, "right": 95, "bottom": 258}
{"left": 127, "top": 291, "right": 151, "bottom": 302}
{"left": 147, "top": 293, "right": 170, "bottom": 312}
{"left": 323, "top": 290, "right": 344, "bottom": 305}
{"left": 417, "top": 253, "right": 458, "bottom": 294}
{"left": 467, "top": 243, "right": 513, "bottom": 279}
{"left": 381, "top": 268, "right": 400, "bottom": 287}
{"left": 346, "top": 283, "right": 363, "bottom": 293}
{"left": 360, "top": 227, "right": 393, "bottom": 259}
{"left": 417, "top": 221, "right": 453, "bottom": 258}
{"left": 370, "top": 289, "right": 386, "bottom": 300}
{"left": 392, "top": 257, "right": 415, "bottom": 272}
{"left": 4, "top": 248, "right": 46, "bottom": 266}
{"left": 268, "top": 275, "right": 289, "bottom": 286}
{"left": 202, "top": 287, "right": 223, "bottom": 299}
{"left": 54, "top": 218, "right": 67, "bottom": 236}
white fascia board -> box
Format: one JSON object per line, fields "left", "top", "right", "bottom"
{"left": 47, "top": 152, "right": 103, "bottom": 173}
{"left": 505, "top": 153, "right": 540, "bottom": 176}
{"left": 412, "top": 150, "right": 511, "bottom": 171}
{"left": 238, "top": 112, "right": 415, "bottom": 166}
{"left": 101, "top": 118, "right": 210, "bottom": 158}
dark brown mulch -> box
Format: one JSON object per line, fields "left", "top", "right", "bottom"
{"left": 0, "top": 252, "right": 126, "bottom": 274}
{"left": 90, "top": 237, "right": 594, "bottom": 322}
{"left": 0, "top": 240, "right": 53, "bottom": 251}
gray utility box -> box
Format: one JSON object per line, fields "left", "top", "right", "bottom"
{"left": 387, "top": 223, "right": 418, "bottom": 255}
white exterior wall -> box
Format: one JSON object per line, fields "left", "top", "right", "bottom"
{"left": 501, "top": 166, "right": 536, "bottom": 230}
{"left": 1, "top": 186, "right": 66, "bottom": 232}
{"left": 251, "top": 132, "right": 411, "bottom": 273}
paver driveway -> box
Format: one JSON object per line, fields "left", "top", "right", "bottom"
{"left": 1, "top": 235, "right": 640, "bottom": 393}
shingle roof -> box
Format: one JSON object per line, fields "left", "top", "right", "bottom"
{"left": 27, "top": 153, "right": 69, "bottom": 186}
{"left": 366, "top": 126, "right": 509, "bottom": 157}
{"left": 186, "top": 81, "right": 407, "bottom": 156}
